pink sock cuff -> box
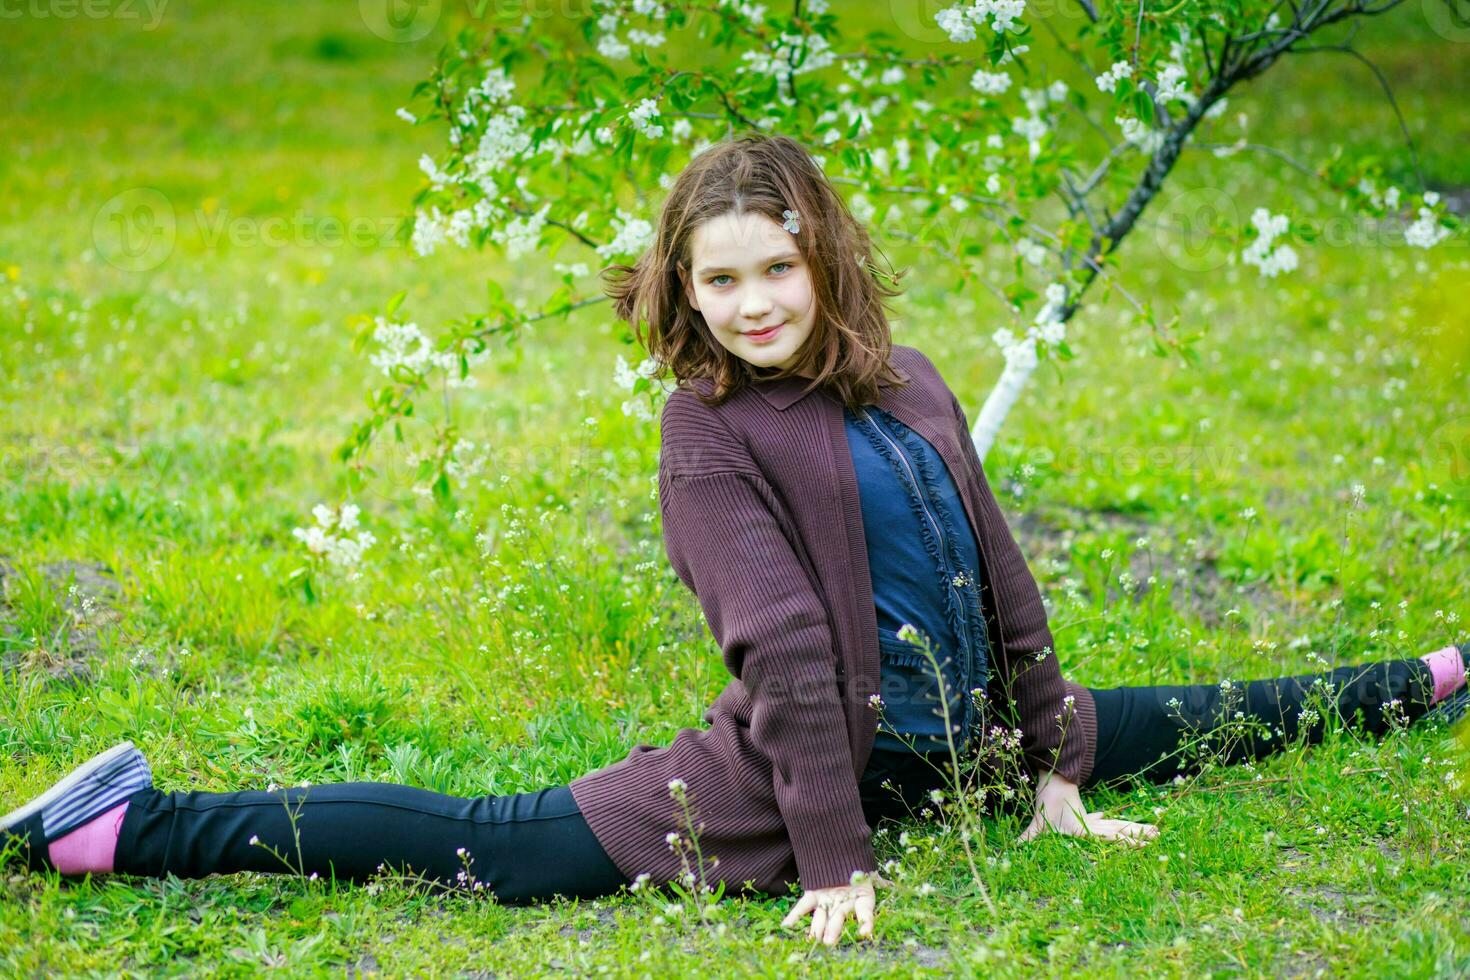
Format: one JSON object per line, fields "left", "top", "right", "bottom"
{"left": 48, "top": 801, "right": 128, "bottom": 876}
{"left": 1421, "top": 646, "right": 1467, "bottom": 704}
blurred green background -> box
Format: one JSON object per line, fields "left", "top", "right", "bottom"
{"left": 1, "top": 0, "right": 1467, "bottom": 974}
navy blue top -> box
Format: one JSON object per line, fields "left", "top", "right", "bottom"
{"left": 844, "top": 405, "right": 991, "bottom": 754}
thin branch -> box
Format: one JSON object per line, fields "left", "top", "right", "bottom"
{"left": 1058, "top": 168, "right": 1103, "bottom": 235}
{"left": 1132, "top": 0, "right": 1147, "bottom": 67}
{"left": 1181, "top": 140, "right": 1320, "bottom": 178}
{"left": 1291, "top": 41, "right": 1427, "bottom": 190}
{"left": 506, "top": 203, "right": 600, "bottom": 250}
{"left": 1038, "top": 11, "right": 1099, "bottom": 80}
{"left": 1077, "top": 140, "right": 1131, "bottom": 197}
{"left": 883, "top": 226, "right": 1018, "bottom": 313}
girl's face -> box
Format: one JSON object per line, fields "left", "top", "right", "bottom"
{"left": 682, "top": 210, "right": 817, "bottom": 376}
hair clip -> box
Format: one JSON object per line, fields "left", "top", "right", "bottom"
{"left": 782, "top": 209, "right": 801, "bottom": 234}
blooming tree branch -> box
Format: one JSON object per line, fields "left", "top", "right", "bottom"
{"left": 341, "top": 0, "right": 1459, "bottom": 505}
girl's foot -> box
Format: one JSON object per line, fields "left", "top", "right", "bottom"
{"left": 1421, "top": 643, "right": 1469, "bottom": 704}
{"left": 0, "top": 741, "right": 152, "bottom": 875}
{"left": 1421, "top": 644, "right": 1470, "bottom": 727}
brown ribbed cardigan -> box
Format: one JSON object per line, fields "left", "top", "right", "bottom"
{"left": 569, "top": 345, "right": 1096, "bottom": 895}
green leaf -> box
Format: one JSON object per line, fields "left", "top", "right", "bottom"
{"left": 431, "top": 470, "right": 453, "bottom": 508}
{"left": 287, "top": 567, "right": 316, "bottom": 604}
{"left": 1134, "top": 89, "right": 1155, "bottom": 126}
{"left": 385, "top": 289, "right": 407, "bottom": 317}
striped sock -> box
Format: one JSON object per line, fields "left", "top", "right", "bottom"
{"left": 48, "top": 801, "right": 128, "bottom": 875}
{"left": 1421, "top": 645, "right": 1468, "bottom": 704}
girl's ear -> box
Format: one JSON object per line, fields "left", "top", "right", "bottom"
{"left": 678, "top": 263, "right": 701, "bottom": 313}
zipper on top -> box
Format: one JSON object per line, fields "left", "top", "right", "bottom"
{"left": 858, "top": 404, "right": 980, "bottom": 742}
{"left": 858, "top": 407, "right": 952, "bottom": 571}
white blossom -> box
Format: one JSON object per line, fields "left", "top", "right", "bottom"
{"left": 971, "top": 68, "right": 1012, "bottom": 96}
{"left": 936, "top": 0, "right": 1027, "bottom": 40}
{"left": 1116, "top": 114, "right": 1165, "bottom": 154}
{"left": 1095, "top": 60, "right": 1132, "bottom": 93}
{"left": 293, "top": 502, "right": 378, "bottom": 569}
{"left": 1015, "top": 237, "right": 1047, "bottom": 267}
{"left": 1405, "top": 206, "right": 1450, "bottom": 249}
{"left": 1240, "top": 207, "right": 1298, "bottom": 277}
{"left": 628, "top": 98, "right": 664, "bottom": 139}
{"left": 490, "top": 204, "right": 551, "bottom": 258}
{"left": 597, "top": 33, "right": 631, "bottom": 59}
{"left": 1155, "top": 62, "right": 1190, "bottom": 103}
{"left": 596, "top": 208, "right": 656, "bottom": 260}
{"left": 627, "top": 28, "right": 666, "bottom": 47}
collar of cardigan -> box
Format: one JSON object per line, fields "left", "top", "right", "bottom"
{"left": 753, "top": 362, "right": 911, "bottom": 411}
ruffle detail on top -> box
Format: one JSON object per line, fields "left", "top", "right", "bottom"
{"left": 851, "top": 409, "right": 970, "bottom": 673}
{"left": 877, "top": 626, "right": 955, "bottom": 671}
{"left": 886, "top": 414, "right": 992, "bottom": 695}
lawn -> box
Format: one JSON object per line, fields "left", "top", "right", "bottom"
{"left": 1, "top": 0, "right": 1467, "bottom": 975}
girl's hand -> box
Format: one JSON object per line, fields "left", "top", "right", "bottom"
{"left": 780, "top": 872, "right": 892, "bottom": 945}
{"left": 1019, "top": 770, "right": 1158, "bottom": 845}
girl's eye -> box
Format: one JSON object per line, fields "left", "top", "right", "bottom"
{"left": 705, "top": 264, "right": 787, "bottom": 287}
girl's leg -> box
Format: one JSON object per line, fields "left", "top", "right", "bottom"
{"left": 114, "top": 780, "right": 629, "bottom": 905}
{"left": 858, "top": 746, "right": 956, "bottom": 827}
{"left": 1083, "top": 646, "right": 1467, "bottom": 789}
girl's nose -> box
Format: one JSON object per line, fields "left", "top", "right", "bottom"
{"left": 739, "top": 289, "right": 774, "bottom": 319}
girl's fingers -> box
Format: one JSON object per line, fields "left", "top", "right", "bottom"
{"left": 856, "top": 890, "right": 876, "bottom": 939}
{"left": 822, "top": 901, "right": 852, "bottom": 945}
{"left": 781, "top": 892, "right": 815, "bottom": 928}
{"left": 1098, "top": 819, "right": 1157, "bottom": 844}
{"left": 809, "top": 903, "right": 829, "bottom": 942}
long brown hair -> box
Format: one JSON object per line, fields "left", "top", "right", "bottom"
{"left": 600, "top": 132, "right": 909, "bottom": 411}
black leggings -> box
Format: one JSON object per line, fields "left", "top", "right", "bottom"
{"left": 116, "top": 658, "right": 1446, "bottom": 902}
{"left": 115, "top": 782, "right": 628, "bottom": 905}
{"left": 857, "top": 656, "right": 1443, "bottom": 824}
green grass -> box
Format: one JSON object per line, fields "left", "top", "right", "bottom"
{"left": 2, "top": 0, "right": 1468, "bottom": 975}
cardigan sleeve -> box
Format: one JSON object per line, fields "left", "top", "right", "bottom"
{"left": 946, "top": 389, "right": 1089, "bottom": 785}
{"left": 658, "top": 464, "right": 878, "bottom": 890}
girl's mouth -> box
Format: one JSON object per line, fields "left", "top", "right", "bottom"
{"left": 746, "top": 322, "right": 784, "bottom": 342}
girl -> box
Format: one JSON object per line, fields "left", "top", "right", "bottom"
{"left": 4, "top": 134, "right": 1465, "bottom": 948}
